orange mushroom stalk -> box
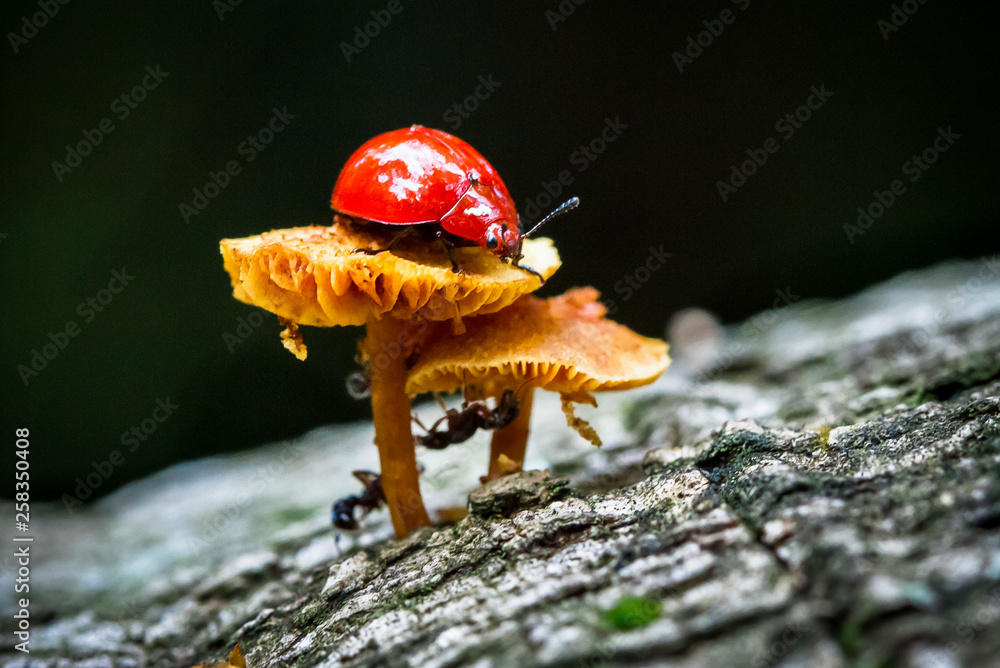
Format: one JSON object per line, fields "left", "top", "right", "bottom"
{"left": 485, "top": 385, "right": 535, "bottom": 480}
{"left": 405, "top": 288, "right": 670, "bottom": 483}
{"left": 220, "top": 221, "right": 559, "bottom": 537}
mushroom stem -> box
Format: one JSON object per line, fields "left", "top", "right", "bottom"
{"left": 364, "top": 316, "right": 431, "bottom": 538}
{"left": 485, "top": 386, "right": 535, "bottom": 482}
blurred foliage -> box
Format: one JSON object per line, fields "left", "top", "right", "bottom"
{"left": 604, "top": 596, "right": 662, "bottom": 630}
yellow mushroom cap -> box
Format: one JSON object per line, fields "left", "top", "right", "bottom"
{"left": 219, "top": 221, "right": 560, "bottom": 327}
{"left": 405, "top": 287, "right": 670, "bottom": 400}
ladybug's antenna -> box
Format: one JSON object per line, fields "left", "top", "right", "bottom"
{"left": 511, "top": 197, "right": 578, "bottom": 284}
{"left": 522, "top": 197, "right": 580, "bottom": 239}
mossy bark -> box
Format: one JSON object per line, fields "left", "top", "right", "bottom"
{"left": 8, "top": 258, "right": 1000, "bottom": 668}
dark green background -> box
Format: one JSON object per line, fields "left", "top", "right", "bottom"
{"left": 2, "top": 1, "right": 997, "bottom": 502}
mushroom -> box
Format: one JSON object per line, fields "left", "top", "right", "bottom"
{"left": 220, "top": 221, "right": 560, "bottom": 537}
{"left": 405, "top": 287, "right": 670, "bottom": 482}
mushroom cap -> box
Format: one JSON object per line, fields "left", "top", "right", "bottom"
{"left": 219, "top": 222, "right": 560, "bottom": 327}
{"left": 405, "top": 287, "right": 670, "bottom": 399}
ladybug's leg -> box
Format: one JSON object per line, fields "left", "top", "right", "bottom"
{"left": 353, "top": 226, "right": 415, "bottom": 256}
{"left": 434, "top": 231, "right": 462, "bottom": 273}
{"left": 513, "top": 262, "right": 546, "bottom": 285}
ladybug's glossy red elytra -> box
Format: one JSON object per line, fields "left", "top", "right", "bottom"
{"left": 331, "top": 126, "right": 577, "bottom": 278}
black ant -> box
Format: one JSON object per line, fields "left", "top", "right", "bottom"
{"left": 331, "top": 470, "right": 384, "bottom": 530}
{"left": 481, "top": 388, "right": 521, "bottom": 429}
{"left": 412, "top": 380, "right": 527, "bottom": 450}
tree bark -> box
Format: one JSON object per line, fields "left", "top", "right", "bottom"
{"left": 5, "top": 258, "right": 1000, "bottom": 668}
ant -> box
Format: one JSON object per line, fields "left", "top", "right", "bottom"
{"left": 331, "top": 463, "right": 431, "bottom": 533}
{"left": 331, "top": 470, "right": 384, "bottom": 530}
{"left": 412, "top": 379, "right": 528, "bottom": 450}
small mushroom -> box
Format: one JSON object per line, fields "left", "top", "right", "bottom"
{"left": 405, "top": 287, "right": 670, "bottom": 482}
{"left": 220, "top": 222, "right": 560, "bottom": 537}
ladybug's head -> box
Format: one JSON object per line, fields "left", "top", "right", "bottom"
{"left": 485, "top": 220, "right": 523, "bottom": 263}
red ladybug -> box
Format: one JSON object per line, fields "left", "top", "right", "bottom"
{"left": 331, "top": 125, "right": 577, "bottom": 279}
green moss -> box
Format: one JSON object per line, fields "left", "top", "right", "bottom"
{"left": 642, "top": 452, "right": 698, "bottom": 478}
{"left": 602, "top": 596, "right": 661, "bottom": 630}
{"left": 903, "top": 387, "right": 930, "bottom": 408}
{"left": 697, "top": 430, "right": 777, "bottom": 470}
{"left": 837, "top": 616, "right": 861, "bottom": 656}
{"left": 550, "top": 477, "right": 573, "bottom": 499}
{"left": 297, "top": 601, "right": 325, "bottom": 627}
